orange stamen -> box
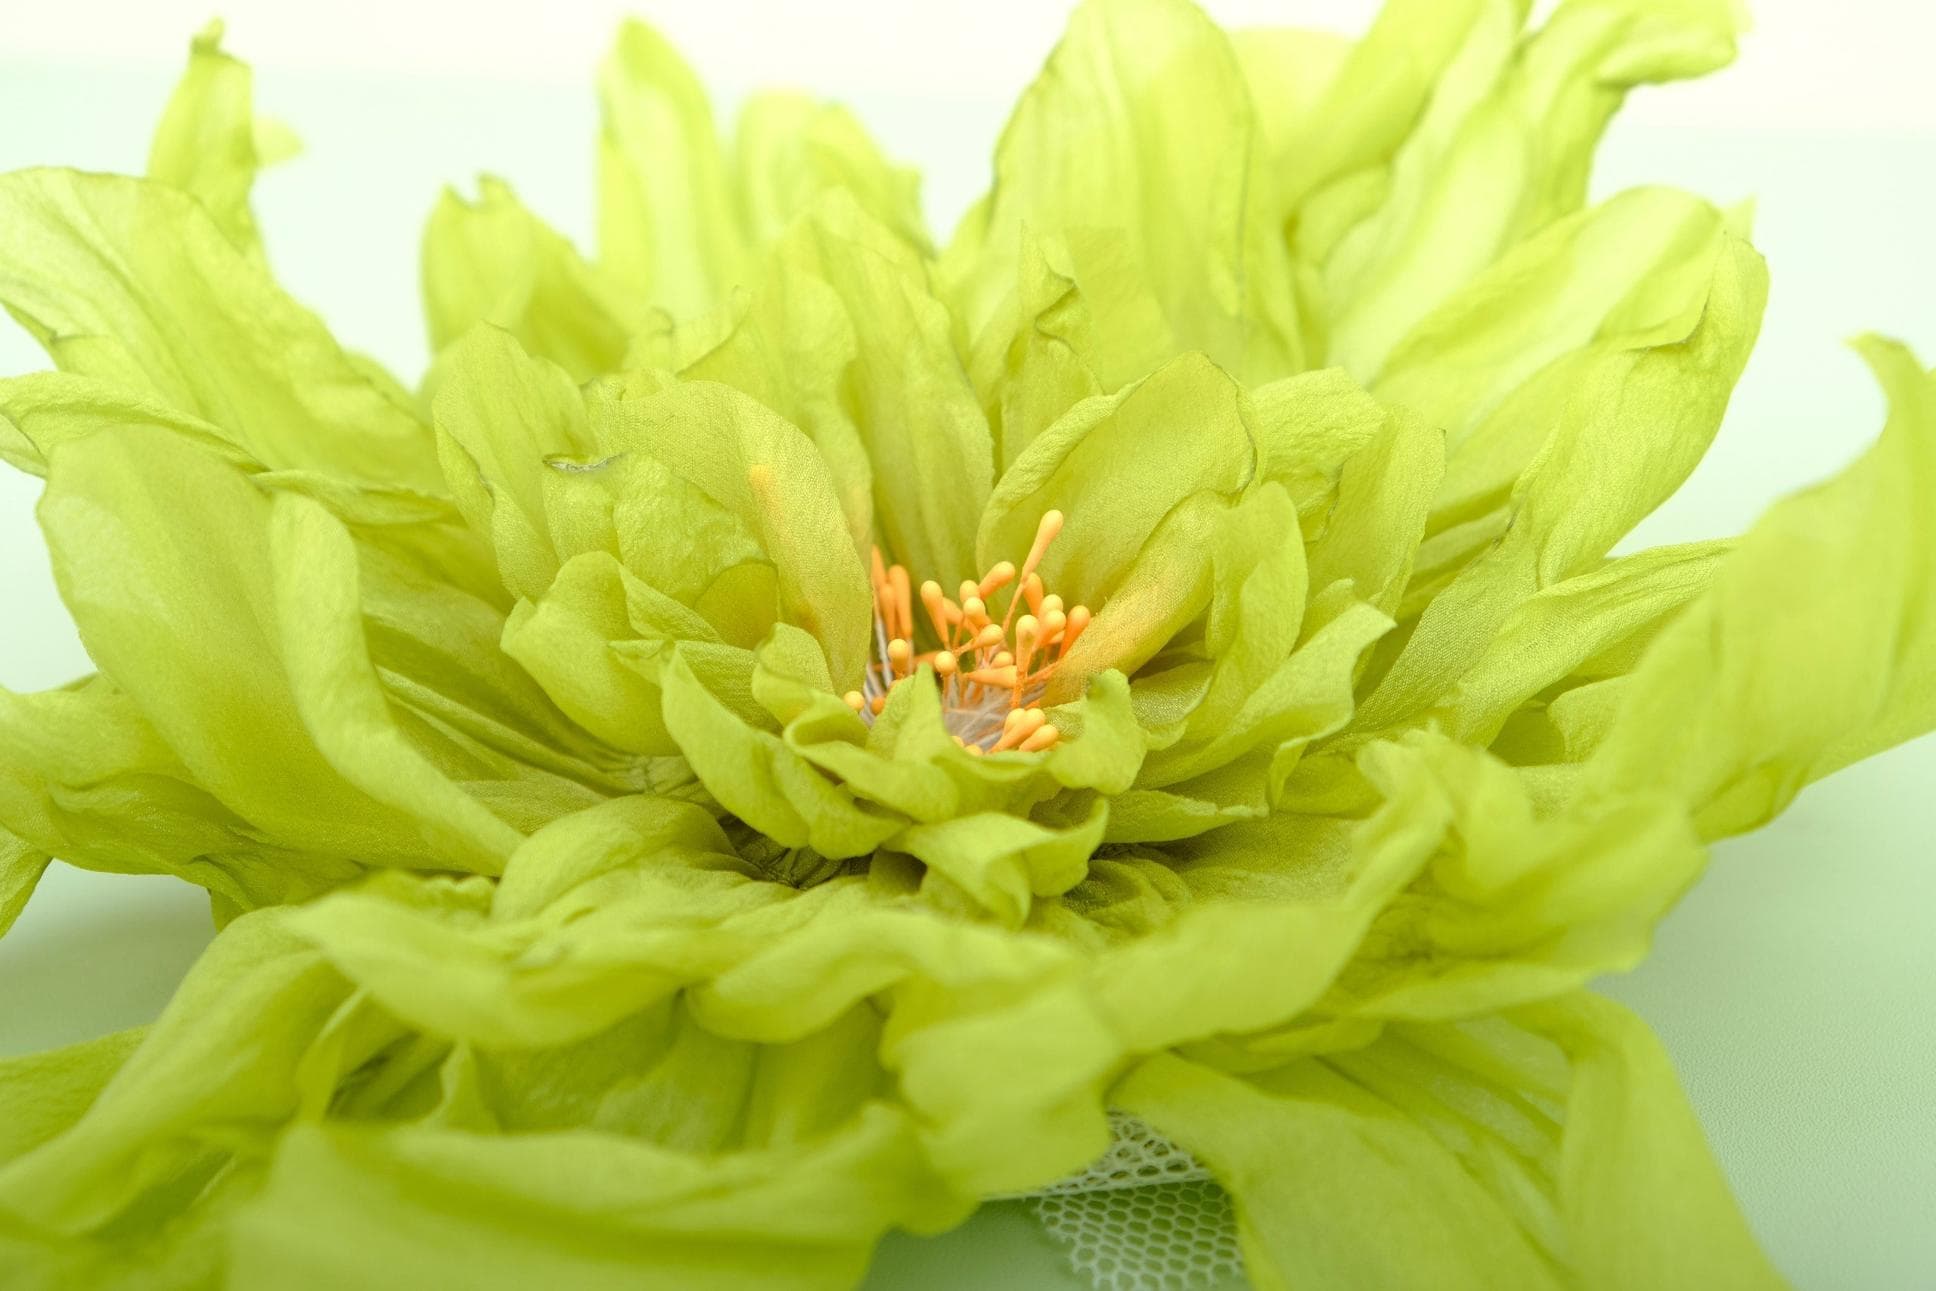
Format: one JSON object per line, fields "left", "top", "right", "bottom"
{"left": 859, "top": 513, "right": 1079, "bottom": 754}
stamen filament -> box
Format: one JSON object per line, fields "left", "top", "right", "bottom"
{"left": 855, "top": 511, "right": 1087, "bottom": 753}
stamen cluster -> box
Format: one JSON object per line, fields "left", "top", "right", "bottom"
{"left": 846, "top": 512, "right": 1091, "bottom": 754}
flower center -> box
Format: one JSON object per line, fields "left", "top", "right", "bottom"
{"left": 845, "top": 511, "right": 1091, "bottom": 754}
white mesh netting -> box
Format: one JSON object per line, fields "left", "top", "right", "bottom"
{"left": 1020, "top": 1111, "right": 1246, "bottom": 1291}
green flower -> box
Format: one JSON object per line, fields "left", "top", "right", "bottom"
{"left": 1, "top": 3, "right": 1929, "bottom": 1289}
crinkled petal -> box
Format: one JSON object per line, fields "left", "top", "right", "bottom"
{"left": 0, "top": 169, "right": 438, "bottom": 492}
{"left": 946, "top": 0, "right": 1300, "bottom": 378}
{"left": 39, "top": 427, "right": 520, "bottom": 874}
{"left": 423, "top": 178, "right": 644, "bottom": 381}
{"left": 1589, "top": 338, "right": 1936, "bottom": 837}
{"left": 1117, "top": 993, "right": 1784, "bottom": 1291}
{"left": 1358, "top": 220, "right": 1765, "bottom": 731}
{"left": 146, "top": 20, "right": 294, "bottom": 263}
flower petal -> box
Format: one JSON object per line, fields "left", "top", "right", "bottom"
{"left": 423, "top": 179, "right": 643, "bottom": 381}
{"left": 947, "top": 0, "right": 1298, "bottom": 378}
{"left": 1357, "top": 222, "right": 1766, "bottom": 732}
{"left": 1306, "top": 0, "right": 1746, "bottom": 377}
{"left": 596, "top": 19, "right": 745, "bottom": 317}
{"left": 39, "top": 428, "right": 519, "bottom": 873}
{"left": 1589, "top": 338, "right": 1936, "bottom": 838}
{"left": 1117, "top": 993, "right": 1783, "bottom": 1291}
{"left": 0, "top": 169, "right": 439, "bottom": 492}
{"left": 146, "top": 21, "right": 295, "bottom": 263}
{"left": 733, "top": 92, "right": 929, "bottom": 255}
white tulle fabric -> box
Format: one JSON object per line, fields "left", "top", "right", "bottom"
{"left": 1017, "top": 1111, "right": 1246, "bottom": 1291}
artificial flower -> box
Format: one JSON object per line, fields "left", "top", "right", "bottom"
{"left": 1, "top": 2, "right": 1930, "bottom": 1288}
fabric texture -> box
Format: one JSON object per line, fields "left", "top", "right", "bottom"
{"left": 1023, "top": 1112, "right": 1243, "bottom": 1291}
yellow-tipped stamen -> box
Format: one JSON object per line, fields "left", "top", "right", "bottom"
{"left": 1019, "top": 723, "right": 1060, "bottom": 753}
{"left": 991, "top": 707, "right": 1047, "bottom": 753}
{"left": 1014, "top": 614, "right": 1039, "bottom": 660}
{"left": 920, "top": 580, "right": 951, "bottom": 641}
{"left": 978, "top": 561, "right": 1016, "bottom": 599}
{"left": 858, "top": 512, "right": 1083, "bottom": 753}
{"left": 1024, "top": 511, "right": 1064, "bottom": 575}
{"left": 888, "top": 566, "right": 912, "bottom": 642}
{"left": 1013, "top": 615, "right": 1039, "bottom": 705}
{"left": 1062, "top": 604, "right": 1091, "bottom": 654}
{"left": 998, "top": 511, "right": 1062, "bottom": 640}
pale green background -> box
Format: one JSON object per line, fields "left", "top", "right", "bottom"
{"left": 0, "top": 46, "right": 1931, "bottom": 1291}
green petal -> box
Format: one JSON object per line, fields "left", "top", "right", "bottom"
{"left": 733, "top": 92, "right": 929, "bottom": 255}
{"left": 1530, "top": 993, "right": 1787, "bottom": 1291}
{"left": 1303, "top": 407, "right": 1443, "bottom": 617}
{"left": 0, "top": 371, "right": 240, "bottom": 479}
{"left": 1118, "top": 993, "right": 1783, "bottom": 1291}
{"left": 661, "top": 646, "right": 901, "bottom": 860}
{"left": 596, "top": 19, "right": 745, "bottom": 318}
{"left": 894, "top": 797, "right": 1110, "bottom": 928}
{"left": 1250, "top": 0, "right": 1491, "bottom": 212}
{"left": 0, "top": 169, "right": 439, "bottom": 492}
{"left": 1247, "top": 366, "right": 1395, "bottom": 525}
{"left": 1381, "top": 189, "right": 1750, "bottom": 608}
{"left": 798, "top": 673, "right": 960, "bottom": 823}
{"left": 431, "top": 325, "right": 594, "bottom": 600}
{"left": 787, "top": 196, "right": 989, "bottom": 586}
{"left": 423, "top": 178, "right": 643, "bottom": 381}
{"left": 1332, "top": 732, "right": 1705, "bottom": 1019}
{"left": 0, "top": 676, "right": 358, "bottom": 913}
{"left": 1140, "top": 594, "right": 1392, "bottom": 793}
{"left": 636, "top": 239, "right": 875, "bottom": 557}
{"left": 1357, "top": 218, "right": 1765, "bottom": 732}
{"left": 599, "top": 379, "right": 872, "bottom": 686}
{"left": 146, "top": 20, "right": 293, "bottom": 263}
{"left": 1590, "top": 337, "right": 1936, "bottom": 837}
{"left": 492, "top": 792, "right": 735, "bottom": 921}
{"left": 1118, "top": 1051, "right": 1562, "bottom": 1291}
{"left": 503, "top": 551, "right": 727, "bottom": 757}
{"left": 228, "top": 1107, "right": 958, "bottom": 1291}
{"left": 39, "top": 428, "right": 517, "bottom": 873}
{"left": 0, "top": 909, "right": 347, "bottom": 1233}
{"left": 265, "top": 491, "right": 526, "bottom": 867}
{"left": 1439, "top": 540, "right": 1729, "bottom": 753}
{"left": 0, "top": 829, "right": 48, "bottom": 941}
{"left": 1129, "top": 483, "right": 1308, "bottom": 777}
{"left": 0, "top": 1029, "right": 144, "bottom": 1163}
{"left": 980, "top": 353, "right": 1253, "bottom": 613}
{"left": 434, "top": 329, "right": 784, "bottom": 656}
{"left": 287, "top": 875, "right": 643, "bottom": 1050}
{"left": 947, "top": 0, "right": 1299, "bottom": 378}
{"left": 960, "top": 226, "right": 1175, "bottom": 472}
{"left": 596, "top": 20, "right": 924, "bottom": 330}
{"left": 1043, "top": 668, "right": 1146, "bottom": 795}
{"left": 670, "top": 194, "right": 989, "bottom": 583}
{"left": 1306, "top": 0, "right": 1745, "bottom": 377}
